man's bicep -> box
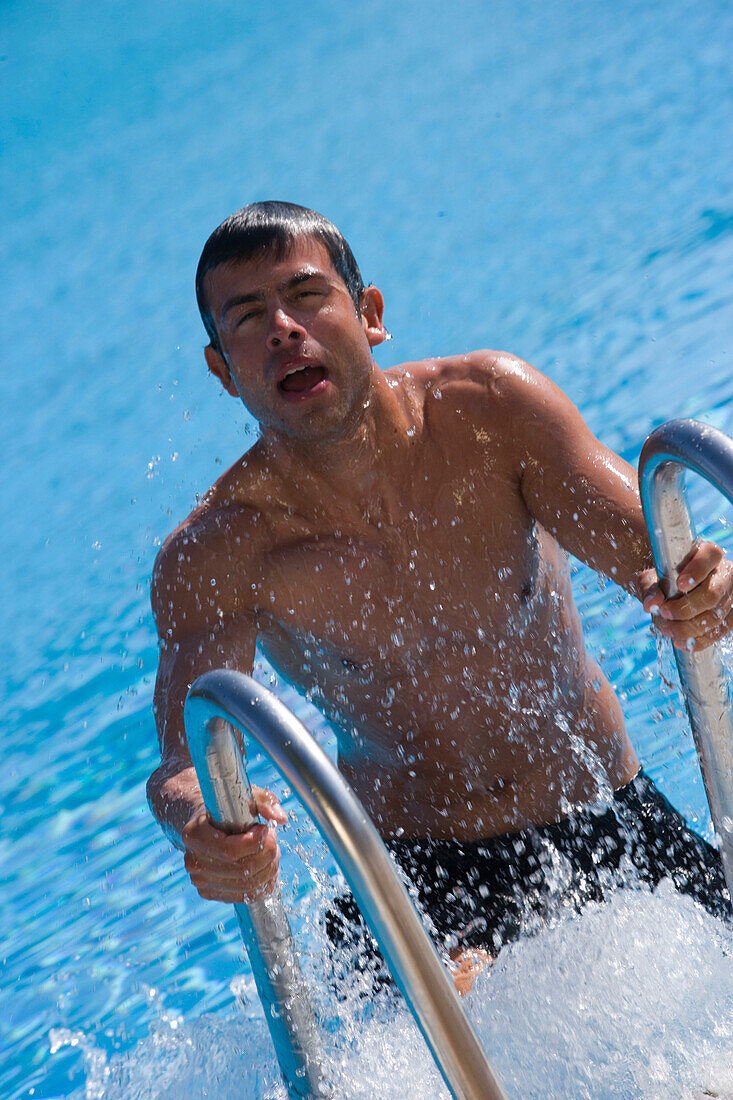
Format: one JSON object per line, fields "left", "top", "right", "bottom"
{"left": 515, "top": 368, "right": 651, "bottom": 586}
{"left": 153, "top": 615, "right": 258, "bottom": 764}
{"left": 150, "top": 517, "right": 263, "bottom": 758}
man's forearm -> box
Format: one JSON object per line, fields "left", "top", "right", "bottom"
{"left": 146, "top": 761, "right": 205, "bottom": 850}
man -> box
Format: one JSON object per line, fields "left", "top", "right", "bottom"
{"left": 148, "top": 201, "right": 731, "bottom": 994}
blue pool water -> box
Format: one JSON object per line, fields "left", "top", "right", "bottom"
{"left": 2, "top": 2, "right": 732, "bottom": 1096}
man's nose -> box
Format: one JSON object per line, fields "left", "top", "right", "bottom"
{"left": 266, "top": 308, "right": 305, "bottom": 351}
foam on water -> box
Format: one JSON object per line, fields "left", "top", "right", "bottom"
{"left": 63, "top": 887, "right": 732, "bottom": 1100}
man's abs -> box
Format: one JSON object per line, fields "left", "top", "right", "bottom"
{"left": 261, "top": 600, "right": 639, "bottom": 841}
{"left": 337, "top": 675, "right": 638, "bottom": 842}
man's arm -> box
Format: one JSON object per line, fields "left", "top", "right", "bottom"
{"left": 484, "top": 353, "right": 733, "bottom": 649}
{"left": 147, "top": 523, "right": 285, "bottom": 901}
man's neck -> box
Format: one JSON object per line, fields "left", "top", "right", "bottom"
{"left": 261, "top": 366, "right": 410, "bottom": 502}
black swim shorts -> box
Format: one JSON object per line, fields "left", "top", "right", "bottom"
{"left": 325, "top": 769, "right": 731, "bottom": 970}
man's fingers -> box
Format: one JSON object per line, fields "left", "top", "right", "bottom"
{"left": 252, "top": 785, "right": 287, "bottom": 824}
{"left": 642, "top": 587, "right": 663, "bottom": 615}
{"left": 658, "top": 575, "right": 729, "bottom": 622}
{"left": 657, "top": 605, "right": 733, "bottom": 650}
{"left": 181, "top": 787, "right": 286, "bottom": 854}
{"left": 196, "top": 879, "right": 278, "bottom": 903}
{"left": 182, "top": 815, "right": 276, "bottom": 861}
{"left": 185, "top": 846, "right": 280, "bottom": 885}
{"left": 644, "top": 546, "right": 733, "bottom": 645}
{"left": 183, "top": 825, "right": 281, "bottom": 903}
{"left": 639, "top": 568, "right": 664, "bottom": 613}
{"left": 181, "top": 800, "right": 286, "bottom": 905}
{"left": 195, "top": 882, "right": 277, "bottom": 903}
{"left": 675, "top": 540, "right": 724, "bottom": 591}
{"left": 640, "top": 544, "right": 726, "bottom": 607}
{"left": 184, "top": 841, "right": 278, "bottom": 879}
{"left": 189, "top": 859, "right": 280, "bottom": 902}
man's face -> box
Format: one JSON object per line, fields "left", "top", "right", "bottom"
{"left": 203, "top": 238, "right": 385, "bottom": 443}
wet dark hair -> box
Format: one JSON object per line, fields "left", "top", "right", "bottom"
{"left": 195, "top": 201, "right": 365, "bottom": 354}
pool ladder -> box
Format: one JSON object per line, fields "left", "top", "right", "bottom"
{"left": 185, "top": 673, "right": 507, "bottom": 1100}
{"left": 184, "top": 417, "right": 733, "bottom": 1100}
{"left": 639, "top": 419, "right": 733, "bottom": 893}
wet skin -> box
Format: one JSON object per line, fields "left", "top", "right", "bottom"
{"left": 148, "top": 239, "right": 733, "bottom": 919}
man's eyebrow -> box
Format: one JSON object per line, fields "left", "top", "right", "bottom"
{"left": 279, "top": 268, "right": 328, "bottom": 290}
{"left": 220, "top": 293, "right": 260, "bottom": 321}
{"left": 220, "top": 269, "right": 328, "bottom": 322}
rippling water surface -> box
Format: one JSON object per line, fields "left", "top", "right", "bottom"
{"left": 2, "top": 2, "right": 732, "bottom": 1097}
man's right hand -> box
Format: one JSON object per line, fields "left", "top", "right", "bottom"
{"left": 181, "top": 786, "right": 287, "bottom": 903}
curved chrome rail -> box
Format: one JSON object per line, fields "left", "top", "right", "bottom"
{"left": 639, "top": 418, "right": 733, "bottom": 897}
{"left": 186, "top": 712, "right": 331, "bottom": 1098}
{"left": 185, "top": 669, "right": 507, "bottom": 1100}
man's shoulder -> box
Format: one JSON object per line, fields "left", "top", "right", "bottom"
{"left": 151, "top": 450, "right": 269, "bottom": 633}
{"left": 393, "top": 350, "right": 547, "bottom": 424}
{"left": 156, "top": 470, "right": 259, "bottom": 567}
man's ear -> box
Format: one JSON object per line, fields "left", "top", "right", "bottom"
{"left": 204, "top": 344, "right": 239, "bottom": 398}
{"left": 360, "top": 286, "right": 387, "bottom": 348}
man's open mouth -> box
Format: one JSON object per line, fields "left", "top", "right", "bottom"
{"left": 277, "top": 363, "right": 329, "bottom": 397}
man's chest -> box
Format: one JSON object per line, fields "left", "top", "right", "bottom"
{"left": 249, "top": 455, "right": 537, "bottom": 663}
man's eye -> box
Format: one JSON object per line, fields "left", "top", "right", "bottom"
{"left": 234, "top": 310, "right": 260, "bottom": 326}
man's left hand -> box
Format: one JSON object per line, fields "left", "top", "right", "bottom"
{"left": 639, "top": 541, "right": 733, "bottom": 651}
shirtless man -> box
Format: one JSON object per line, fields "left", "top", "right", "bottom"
{"left": 148, "top": 201, "right": 732, "bottom": 992}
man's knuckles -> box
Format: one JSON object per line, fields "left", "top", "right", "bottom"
{"left": 186, "top": 850, "right": 279, "bottom": 897}
{"left": 185, "top": 833, "right": 279, "bottom": 873}
{"left": 662, "top": 608, "right": 731, "bottom": 646}
{"left": 681, "top": 540, "right": 723, "bottom": 573}
{"left": 663, "top": 616, "right": 709, "bottom": 641}
{"left": 185, "top": 853, "right": 278, "bottom": 882}
{"left": 660, "top": 586, "right": 721, "bottom": 621}
{"left": 678, "top": 546, "right": 728, "bottom": 592}
{"left": 184, "top": 817, "right": 276, "bottom": 858}
{"left": 192, "top": 864, "right": 278, "bottom": 903}
{"left": 191, "top": 863, "right": 276, "bottom": 890}
{"left": 217, "top": 824, "right": 276, "bottom": 859}
{"left": 181, "top": 812, "right": 208, "bottom": 842}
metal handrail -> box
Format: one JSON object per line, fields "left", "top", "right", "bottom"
{"left": 185, "top": 669, "right": 507, "bottom": 1100}
{"left": 639, "top": 418, "right": 733, "bottom": 898}
{"left": 185, "top": 712, "right": 331, "bottom": 1098}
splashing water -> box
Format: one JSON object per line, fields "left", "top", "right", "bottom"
{"left": 63, "top": 886, "right": 731, "bottom": 1100}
